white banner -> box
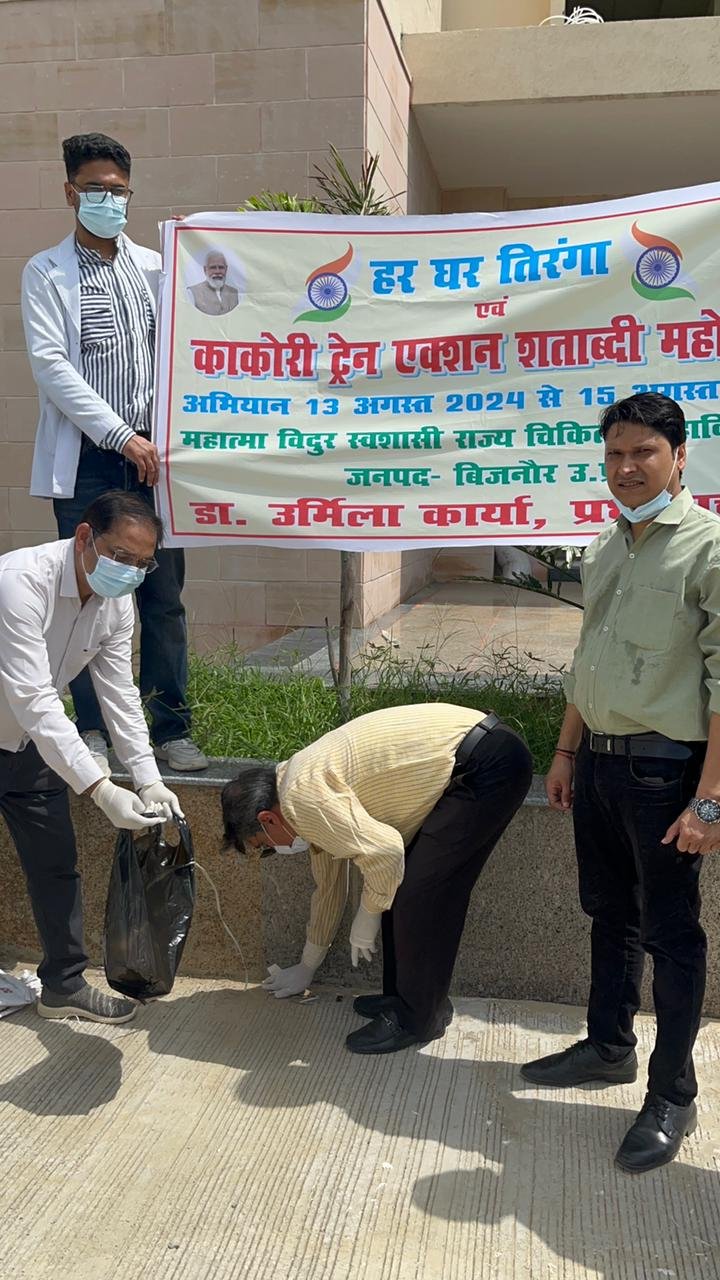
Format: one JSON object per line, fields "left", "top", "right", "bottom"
{"left": 154, "top": 184, "right": 720, "bottom": 548}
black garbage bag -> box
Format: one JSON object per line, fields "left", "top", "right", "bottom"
{"left": 103, "top": 819, "right": 195, "bottom": 1001}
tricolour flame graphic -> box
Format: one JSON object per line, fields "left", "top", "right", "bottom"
{"left": 631, "top": 222, "right": 683, "bottom": 258}
{"left": 305, "top": 243, "right": 354, "bottom": 285}
{"left": 295, "top": 243, "right": 354, "bottom": 323}
{"left": 630, "top": 221, "right": 694, "bottom": 302}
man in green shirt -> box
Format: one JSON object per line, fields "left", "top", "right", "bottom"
{"left": 521, "top": 392, "right": 720, "bottom": 1174}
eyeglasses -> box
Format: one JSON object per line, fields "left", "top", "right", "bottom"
{"left": 91, "top": 530, "right": 158, "bottom": 574}
{"left": 72, "top": 184, "right": 133, "bottom": 206}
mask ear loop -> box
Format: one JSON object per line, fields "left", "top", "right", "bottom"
{"left": 80, "top": 529, "right": 96, "bottom": 580}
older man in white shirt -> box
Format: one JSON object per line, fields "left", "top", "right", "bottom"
{"left": 0, "top": 489, "right": 183, "bottom": 1024}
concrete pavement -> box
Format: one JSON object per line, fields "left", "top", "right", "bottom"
{"left": 1, "top": 976, "right": 719, "bottom": 1280}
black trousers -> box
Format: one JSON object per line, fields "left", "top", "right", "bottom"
{"left": 382, "top": 724, "right": 533, "bottom": 1039}
{"left": 0, "top": 743, "right": 87, "bottom": 994}
{"left": 574, "top": 739, "right": 707, "bottom": 1106}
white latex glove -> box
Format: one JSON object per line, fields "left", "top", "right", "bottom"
{"left": 350, "top": 904, "right": 382, "bottom": 967}
{"left": 262, "top": 941, "right": 328, "bottom": 999}
{"left": 91, "top": 779, "right": 164, "bottom": 831}
{"left": 139, "top": 781, "right": 185, "bottom": 821}
{"left": 262, "top": 962, "right": 316, "bottom": 999}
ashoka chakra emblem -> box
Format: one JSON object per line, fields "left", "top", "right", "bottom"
{"left": 635, "top": 246, "right": 680, "bottom": 289}
{"left": 307, "top": 272, "right": 348, "bottom": 309}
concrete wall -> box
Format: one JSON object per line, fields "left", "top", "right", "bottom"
{"left": 440, "top": 185, "right": 619, "bottom": 214}
{"left": 406, "top": 15, "right": 720, "bottom": 104}
{"left": 0, "top": 0, "right": 438, "bottom": 655}
{"left": 3, "top": 771, "right": 720, "bottom": 1017}
{"left": 442, "top": 0, "right": 564, "bottom": 28}
{"left": 367, "top": 0, "right": 411, "bottom": 211}
{"left": 381, "top": 0, "right": 443, "bottom": 38}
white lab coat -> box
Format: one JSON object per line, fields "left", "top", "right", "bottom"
{"left": 21, "top": 232, "right": 161, "bottom": 499}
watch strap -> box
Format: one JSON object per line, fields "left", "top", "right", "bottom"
{"left": 689, "top": 797, "right": 720, "bottom": 824}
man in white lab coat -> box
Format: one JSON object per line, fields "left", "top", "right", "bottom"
{"left": 0, "top": 490, "right": 183, "bottom": 1024}
{"left": 21, "top": 131, "right": 207, "bottom": 776}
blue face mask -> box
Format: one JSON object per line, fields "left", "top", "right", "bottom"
{"left": 76, "top": 192, "right": 128, "bottom": 241}
{"left": 614, "top": 459, "right": 678, "bottom": 524}
{"left": 83, "top": 540, "right": 146, "bottom": 599}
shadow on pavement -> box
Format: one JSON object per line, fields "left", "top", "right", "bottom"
{"left": 143, "top": 988, "right": 720, "bottom": 1280}
{"left": 0, "top": 1009, "right": 123, "bottom": 1115}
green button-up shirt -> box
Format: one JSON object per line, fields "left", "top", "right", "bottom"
{"left": 564, "top": 489, "right": 720, "bottom": 740}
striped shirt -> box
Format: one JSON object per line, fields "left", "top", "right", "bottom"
{"left": 277, "top": 703, "right": 487, "bottom": 948}
{"left": 76, "top": 236, "right": 155, "bottom": 454}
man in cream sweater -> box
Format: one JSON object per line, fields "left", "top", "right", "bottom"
{"left": 222, "top": 704, "right": 532, "bottom": 1054}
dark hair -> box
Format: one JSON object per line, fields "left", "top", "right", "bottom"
{"left": 221, "top": 762, "right": 279, "bottom": 853}
{"left": 80, "top": 491, "right": 163, "bottom": 547}
{"left": 62, "top": 133, "right": 132, "bottom": 182}
{"left": 599, "top": 393, "right": 686, "bottom": 449}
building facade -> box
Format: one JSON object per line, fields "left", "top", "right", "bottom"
{"left": 1, "top": 0, "right": 719, "bottom": 651}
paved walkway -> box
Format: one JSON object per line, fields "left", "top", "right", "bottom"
{"left": 247, "top": 581, "right": 584, "bottom": 680}
{"left": 364, "top": 580, "right": 583, "bottom": 678}
{"left": 1, "top": 974, "right": 719, "bottom": 1280}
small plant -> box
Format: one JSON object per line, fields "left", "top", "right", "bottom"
{"left": 241, "top": 191, "right": 324, "bottom": 214}
{"left": 239, "top": 148, "right": 403, "bottom": 219}
{"left": 312, "top": 145, "right": 401, "bottom": 216}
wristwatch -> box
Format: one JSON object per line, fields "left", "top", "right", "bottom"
{"left": 688, "top": 797, "right": 720, "bottom": 825}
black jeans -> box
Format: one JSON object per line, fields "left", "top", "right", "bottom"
{"left": 574, "top": 739, "right": 707, "bottom": 1106}
{"left": 0, "top": 743, "right": 87, "bottom": 994}
{"left": 382, "top": 724, "right": 533, "bottom": 1039}
{"left": 54, "top": 443, "right": 191, "bottom": 745}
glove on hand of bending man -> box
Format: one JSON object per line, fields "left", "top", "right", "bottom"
{"left": 349, "top": 904, "right": 382, "bottom": 967}
{"left": 262, "top": 942, "right": 328, "bottom": 999}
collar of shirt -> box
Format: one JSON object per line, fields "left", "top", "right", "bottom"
{"left": 60, "top": 538, "right": 81, "bottom": 600}
{"left": 75, "top": 234, "right": 126, "bottom": 269}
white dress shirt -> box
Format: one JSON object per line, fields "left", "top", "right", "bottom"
{"left": 0, "top": 539, "right": 162, "bottom": 795}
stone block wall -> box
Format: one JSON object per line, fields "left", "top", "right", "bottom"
{"left": 3, "top": 771, "right": 720, "bottom": 1017}
{"left": 0, "top": 0, "right": 437, "bottom": 652}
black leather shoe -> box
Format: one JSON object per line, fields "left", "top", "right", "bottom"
{"left": 353, "top": 993, "right": 454, "bottom": 1025}
{"left": 520, "top": 1038, "right": 638, "bottom": 1087}
{"left": 346, "top": 1009, "right": 445, "bottom": 1055}
{"left": 615, "top": 1094, "right": 697, "bottom": 1174}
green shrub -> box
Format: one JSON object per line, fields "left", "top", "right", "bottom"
{"left": 185, "top": 646, "right": 564, "bottom": 773}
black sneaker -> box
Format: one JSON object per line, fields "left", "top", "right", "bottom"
{"left": 520, "top": 1038, "right": 638, "bottom": 1087}
{"left": 615, "top": 1094, "right": 698, "bottom": 1174}
{"left": 353, "top": 993, "right": 454, "bottom": 1026}
{"left": 38, "top": 983, "right": 136, "bottom": 1025}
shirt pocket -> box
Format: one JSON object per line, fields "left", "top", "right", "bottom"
{"left": 80, "top": 286, "right": 116, "bottom": 347}
{"left": 615, "top": 584, "right": 679, "bottom": 651}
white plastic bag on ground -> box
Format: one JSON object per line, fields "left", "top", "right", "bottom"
{"left": 0, "top": 968, "right": 41, "bottom": 1017}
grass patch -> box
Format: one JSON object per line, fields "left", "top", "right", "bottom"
{"left": 186, "top": 643, "right": 565, "bottom": 774}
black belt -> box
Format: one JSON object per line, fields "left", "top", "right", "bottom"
{"left": 584, "top": 728, "right": 694, "bottom": 761}
{"left": 455, "top": 713, "right": 502, "bottom": 769}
